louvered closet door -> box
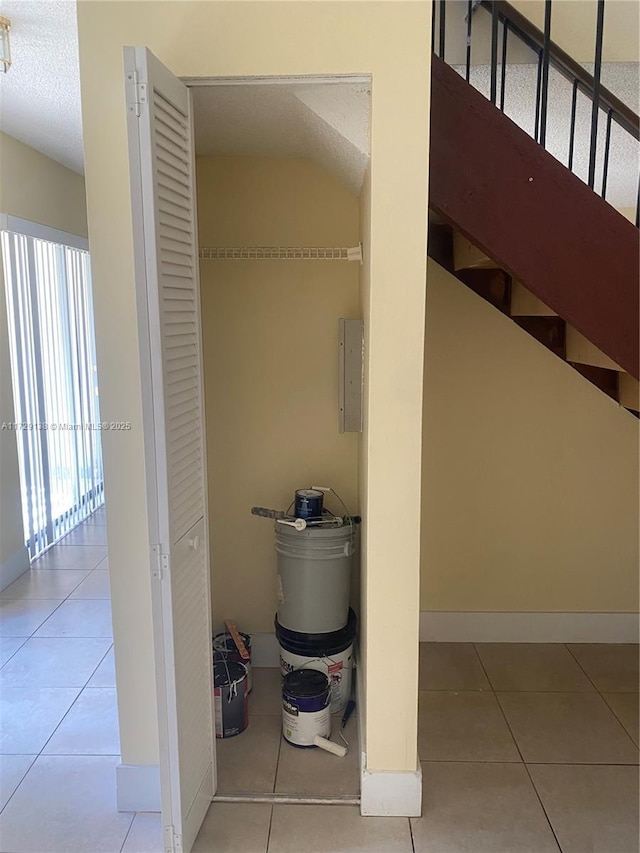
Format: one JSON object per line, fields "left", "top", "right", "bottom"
{"left": 124, "top": 47, "right": 214, "bottom": 853}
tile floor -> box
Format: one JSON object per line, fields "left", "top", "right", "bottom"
{"left": 1, "top": 514, "right": 638, "bottom": 852}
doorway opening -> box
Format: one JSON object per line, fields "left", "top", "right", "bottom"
{"left": 190, "top": 75, "right": 370, "bottom": 802}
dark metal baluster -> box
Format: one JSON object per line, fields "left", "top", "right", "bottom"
{"left": 431, "top": 0, "right": 436, "bottom": 54}
{"left": 568, "top": 79, "right": 579, "bottom": 170}
{"left": 539, "top": 0, "right": 552, "bottom": 148}
{"left": 490, "top": 2, "right": 499, "bottom": 104}
{"left": 587, "top": 0, "right": 606, "bottom": 189}
{"left": 439, "top": 0, "right": 446, "bottom": 60}
{"left": 534, "top": 49, "right": 543, "bottom": 141}
{"left": 466, "top": 0, "right": 472, "bottom": 82}
{"left": 636, "top": 179, "right": 639, "bottom": 228}
{"left": 601, "top": 109, "right": 613, "bottom": 198}
{"left": 500, "top": 21, "right": 509, "bottom": 111}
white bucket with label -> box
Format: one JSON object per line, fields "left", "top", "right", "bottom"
{"left": 276, "top": 608, "right": 356, "bottom": 713}
{"left": 282, "top": 669, "right": 331, "bottom": 748}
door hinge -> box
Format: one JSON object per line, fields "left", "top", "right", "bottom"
{"left": 127, "top": 69, "right": 148, "bottom": 118}
{"left": 164, "top": 824, "right": 182, "bottom": 853}
{"left": 151, "top": 547, "right": 170, "bottom": 581}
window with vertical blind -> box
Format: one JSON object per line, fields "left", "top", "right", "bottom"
{"left": 1, "top": 221, "right": 104, "bottom": 560}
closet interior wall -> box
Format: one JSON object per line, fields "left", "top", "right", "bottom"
{"left": 196, "top": 155, "right": 361, "bottom": 634}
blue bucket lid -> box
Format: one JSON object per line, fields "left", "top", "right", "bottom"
{"left": 283, "top": 669, "right": 329, "bottom": 698}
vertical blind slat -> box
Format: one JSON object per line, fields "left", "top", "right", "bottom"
{"left": 1, "top": 231, "right": 104, "bottom": 559}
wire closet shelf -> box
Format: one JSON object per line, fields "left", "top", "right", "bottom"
{"left": 198, "top": 244, "right": 363, "bottom": 262}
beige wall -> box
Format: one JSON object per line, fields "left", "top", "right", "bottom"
{"left": 421, "top": 260, "right": 639, "bottom": 613}
{"left": 0, "top": 132, "right": 87, "bottom": 237}
{"left": 439, "top": 0, "right": 639, "bottom": 65}
{"left": 511, "top": 0, "right": 639, "bottom": 63}
{"left": 77, "top": 1, "right": 430, "bottom": 775}
{"left": 198, "top": 156, "right": 360, "bottom": 633}
{"left": 0, "top": 132, "right": 88, "bottom": 569}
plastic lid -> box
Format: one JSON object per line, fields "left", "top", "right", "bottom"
{"left": 213, "top": 660, "right": 247, "bottom": 688}
{"left": 283, "top": 668, "right": 330, "bottom": 698}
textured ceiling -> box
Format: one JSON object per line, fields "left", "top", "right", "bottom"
{"left": 0, "top": 0, "right": 84, "bottom": 174}
{"left": 192, "top": 83, "right": 371, "bottom": 196}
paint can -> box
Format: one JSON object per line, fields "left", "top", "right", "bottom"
{"left": 275, "top": 522, "right": 356, "bottom": 633}
{"left": 213, "top": 631, "right": 252, "bottom": 693}
{"left": 213, "top": 660, "right": 248, "bottom": 739}
{"left": 276, "top": 608, "right": 357, "bottom": 713}
{"left": 282, "top": 669, "right": 331, "bottom": 748}
{"left": 294, "top": 488, "right": 324, "bottom": 520}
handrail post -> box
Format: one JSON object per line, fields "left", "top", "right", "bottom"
{"left": 587, "top": 0, "right": 605, "bottom": 189}
{"left": 490, "top": 2, "right": 499, "bottom": 104}
{"left": 466, "top": 0, "right": 473, "bottom": 82}
{"left": 539, "top": 0, "right": 552, "bottom": 148}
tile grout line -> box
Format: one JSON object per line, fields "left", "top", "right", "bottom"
{"left": 0, "top": 636, "right": 29, "bottom": 671}
{"left": 0, "top": 541, "right": 108, "bottom": 816}
{"left": 408, "top": 813, "right": 416, "bottom": 853}
{"left": 564, "top": 644, "right": 640, "bottom": 750}
{"left": 118, "top": 812, "right": 137, "bottom": 853}
{"left": 265, "top": 803, "right": 275, "bottom": 853}
{"left": 598, "top": 692, "right": 640, "bottom": 747}
{"left": 471, "top": 643, "right": 564, "bottom": 853}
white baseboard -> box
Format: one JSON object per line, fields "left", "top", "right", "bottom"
{"left": 360, "top": 765, "right": 422, "bottom": 817}
{"left": 250, "top": 632, "right": 279, "bottom": 667}
{"left": 0, "top": 547, "right": 29, "bottom": 592}
{"left": 420, "top": 611, "right": 640, "bottom": 643}
{"left": 116, "top": 763, "right": 161, "bottom": 812}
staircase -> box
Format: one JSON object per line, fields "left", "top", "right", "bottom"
{"left": 427, "top": 0, "right": 640, "bottom": 416}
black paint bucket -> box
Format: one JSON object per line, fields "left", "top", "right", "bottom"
{"left": 213, "top": 660, "right": 248, "bottom": 738}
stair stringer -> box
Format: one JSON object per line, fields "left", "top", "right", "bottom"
{"left": 429, "top": 55, "right": 640, "bottom": 380}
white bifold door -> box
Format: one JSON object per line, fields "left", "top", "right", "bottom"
{"left": 124, "top": 47, "right": 215, "bottom": 853}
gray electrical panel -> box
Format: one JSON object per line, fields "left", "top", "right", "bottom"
{"left": 338, "top": 318, "right": 364, "bottom": 433}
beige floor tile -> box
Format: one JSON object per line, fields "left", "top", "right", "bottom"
{"left": 0, "top": 755, "right": 36, "bottom": 811}
{"left": 275, "top": 715, "right": 359, "bottom": 796}
{"left": 419, "top": 643, "right": 490, "bottom": 691}
{"left": 418, "top": 691, "right": 520, "bottom": 762}
{"left": 529, "top": 764, "right": 639, "bottom": 853}
{"left": 193, "top": 803, "right": 271, "bottom": 853}
{"left": 250, "top": 668, "right": 282, "bottom": 716}
{"left": 567, "top": 643, "right": 639, "bottom": 692}
{"left": 602, "top": 692, "right": 639, "bottom": 745}
{"left": 413, "top": 762, "right": 559, "bottom": 853}
{"left": 31, "top": 545, "right": 108, "bottom": 571}
{"left": 0, "top": 599, "right": 61, "bottom": 637}
{"left": 121, "top": 813, "right": 163, "bottom": 853}
{"left": 0, "top": 687, "right": 80, "bottom": 754}
{"left": 216, "top": 714, "right": 281, "bottom": 793}
{"left": 33, "top": 599, "right": 113, "bottom": 638}
{"left": 42, "top": 688, "right": 120, "bottom": 755}
{"left": 68, "top": 570, "right": 111, "bottom": 600}
{"left": 268, "top": 805, "right": 413, "bottom": 853}
{"left": 497, "top": 691, "right": 639, "bottom": 764}
{"left": 58, "top": 525, "right": 108, "bottom": 546}
{"left": 476, "top": 643, "right": 594, "bottom": 692}
{"left": 0, "top": 637, "right": 112, "bottom": 688}
{"left": 0, "top": 637, "right": 27, "bottom": 667}
{"left": 0, "top": 755, "right": 133, "bottom": 852}
{"left": 87, "top": 646, "right": 116, "bottom": 688}
{"left": 0, "top": 570, "right": 90, "bottom": 600}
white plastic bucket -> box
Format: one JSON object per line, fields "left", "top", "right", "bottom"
{"left": 275, "top": 608, "right": 356, "bottom": 714}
